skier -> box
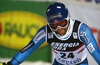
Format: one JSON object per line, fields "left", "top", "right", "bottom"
{"left": 0, "top": 2, "right": 100, "bottom": 65}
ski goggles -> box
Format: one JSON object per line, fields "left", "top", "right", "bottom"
{"left": 49, "top": 19, "right": 69, "bottom": 31}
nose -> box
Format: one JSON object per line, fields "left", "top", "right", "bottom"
{"left": 58, "top": 26, "right": 62, "bottom": 29}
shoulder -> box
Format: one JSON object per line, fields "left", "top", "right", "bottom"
{"left": 79, "top": 22, "right": 90, "bottom": 32}
{"left": 71, "top": 19, "right": 83, "bottom": 26}
{"left": 71, "top": 19, "right": 89, "bottom": 29}
{"left": 37, "top": 25, "right": 47, "bottom": 33}
{"left": 78, "top": 21, "right": 92, "bottom": 37}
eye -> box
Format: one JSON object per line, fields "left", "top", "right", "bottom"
{"left": 60, "top": 21, "right": 65, "bottom": 25}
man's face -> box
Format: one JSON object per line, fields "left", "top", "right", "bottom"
{"left": 55, "top": 25, "right": 68, "bottom": 35}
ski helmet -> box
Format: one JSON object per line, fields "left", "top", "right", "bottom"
{"left": 46, "top": 2, "right": 70, "bottom": 24}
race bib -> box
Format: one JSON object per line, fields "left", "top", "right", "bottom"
{"left": 53, "top": 45, "right": 87, "bottom": 65}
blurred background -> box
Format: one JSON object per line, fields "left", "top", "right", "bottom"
{"left": 0, "top": 0, "right": 100, "bottom": 65}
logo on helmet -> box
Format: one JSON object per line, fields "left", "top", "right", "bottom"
{"left": 49, "top": 13, "right": 62, "bottom": 20}
{"left": 54, "top": 20, "right": 58, "bottom": 23}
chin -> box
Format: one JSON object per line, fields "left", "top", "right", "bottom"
{"left": 58, "top": 32, "right": 66, "bottom": 35}
{"left": 56, "top": 29, "right": 66, "bottom": 35}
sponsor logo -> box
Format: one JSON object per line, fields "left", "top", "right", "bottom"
{"left": 80, "top": 32, "right": 89, "bottom": 43}
{"left": 51, "top": 42, "right": 79, "bottom": 51}
{"left": 58, "top": 57, "right": 81, "bottom": 65}
{"left": 87, "top": 43, "right": 95, "bottom": 53}
{"left": 0, "top": 11, "right": 47, "bottom": 49}
{"left": 20, "top": 42, "right": 34, "bottom": 53}
{"left": 74, "top": 0, "right": 100, "bottom": 4}
{"left": 49, "top": 13, "right": 62, "bottom": 20}
{"left": 73, "top": 32, "right": 78, "bottom": 39}
{"left": 48, "top": 32, "right": 53, "bottom": 39}
{"left": 33, "top": 30, "right": 45, "bottom": 44}
{"left": 54, "top": 20, "right": 58, "bottom": 23}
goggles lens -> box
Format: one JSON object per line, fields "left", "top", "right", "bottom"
{"left": 49, "top": 20, "right": 69, "bottom": 30}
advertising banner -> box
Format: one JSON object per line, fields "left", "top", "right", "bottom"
{"left": 0, "top": 0, "right": 53, "bottom": 63}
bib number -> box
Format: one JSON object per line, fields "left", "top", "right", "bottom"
{"left": 60, "top": 53, "right": 74, "bottom": 59}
